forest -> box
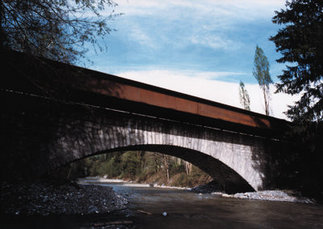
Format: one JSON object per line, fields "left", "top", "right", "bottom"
{"left": 61, "top": 151, "right": 213, "bottom": 188}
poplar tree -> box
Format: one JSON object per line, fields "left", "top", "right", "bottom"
{"left": 239, "top": 81, "right": 251, "bottom": 111}
{"left": 253, "top": 45, "right": 273, "bottom": 115}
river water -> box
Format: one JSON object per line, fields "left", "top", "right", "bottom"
{"left": 2, "top": 180, "right": 323, "bottom": 228}
{"left": 89, "top": 180, "right": 323, "bottom": 229}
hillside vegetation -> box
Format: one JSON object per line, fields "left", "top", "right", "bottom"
{"left": 62, "top": 151, "right": 212, "bottom": 188}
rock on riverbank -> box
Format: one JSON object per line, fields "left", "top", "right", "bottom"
{"left": 192, "top": 181, "right": 313, "bottom": 203}
{"left": 191, "top": 180, "right": 222, "bottom": 193}
{"left": 0, "top": 182, "right": 128, "bottom": 216}
{"left": 222, "top": 190, "right": 313, "bottom": 203}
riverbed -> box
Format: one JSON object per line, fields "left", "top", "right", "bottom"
{"left": 2, "top": 179, "right": 323, "bottom": 228}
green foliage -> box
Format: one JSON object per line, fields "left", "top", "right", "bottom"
{"left": 239, "top": 81, "right": 251, "bottom": 110}
{"left": 171, "top": 166, "right": 212, "bottom": 187}
{"left": 95, "top": 156, "right": 122, "bottom": 177}
{"left": 253, "top": 46, "right": 272, "bottom": 87}
{"left": 270, "top": 0, "right": 323, "bottom": 122}
{"left": 253, "top": 45, "right": 273, "bottom": 115}
{"left": 120, "top": 152, "right": 142, "bottom": 179}
{"left": 66, "top": 151, "right": 212, "bottom": 187}
{"left": 0, "top": 0, "right": 119, "bottom": 64}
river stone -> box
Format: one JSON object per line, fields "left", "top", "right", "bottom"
{"left": 88, "top": 205, "right": 99, "bottom": 214}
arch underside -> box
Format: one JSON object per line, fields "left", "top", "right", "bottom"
{"left": 82, "top": 144, "right": 255, "bottom": 194}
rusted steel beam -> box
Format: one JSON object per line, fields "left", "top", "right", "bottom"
{"left": 85, "top": 80, "right": 271, "bottom": 129}
{"left": 1, "top": 50, "right": 289, "bottom": 136}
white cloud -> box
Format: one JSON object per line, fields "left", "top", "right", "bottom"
{"left": 114, "top": 0, "right": 286, "bottom": 19}
{"left": 114, "top": 69, "right": 297, "bottom": 120}
{"left": 190, "top": 34, "right": 240, "bottom": 51}
{"left": 129, "top": 25, "right": 156, "bottom": 48}
{"left": 110, "top": 0, "right": 286, "bottom": 51}
{"left": 187, "top": 71, "right": 246, "bottom": 80}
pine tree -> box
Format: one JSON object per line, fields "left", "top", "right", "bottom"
{"left": 270, "top": 0, "right": 323, "bottom": 122}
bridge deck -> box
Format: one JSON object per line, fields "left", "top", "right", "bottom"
{"left": 1, "top": 50, "right": 290, "bottom": 138}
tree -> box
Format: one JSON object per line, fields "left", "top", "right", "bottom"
{"left": 0, "top": 0, "right": 118, "bottom": 64}
{"left": 270, "top": 0, "right": 323, "bottom": 122}
{"left": 239, "top": 81, "right": 251, "bottom": 110}
{"left": 162, "top": 154, "right": 170, "bottom": 182}
{"left": 184, "top": 161, "right": 192, "bottom": 175}
{"left": 253, "top": 45, "right": 273, "bottom": 115}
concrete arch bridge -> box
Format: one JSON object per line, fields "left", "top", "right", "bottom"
{"left": 0, "top": 50, "right": 291, "bottom": 193}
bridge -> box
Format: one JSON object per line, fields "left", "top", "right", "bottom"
{"left": 0, "top": 50, "right": 291, "bottom": 193}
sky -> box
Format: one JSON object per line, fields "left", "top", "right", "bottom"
{"left": 84, "top": 0, "right": 298, "bottom": 120}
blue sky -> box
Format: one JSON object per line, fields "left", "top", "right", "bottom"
{"left": 86, "top": 0, "right": 286, "bottom": 83}
{"left": 84, "top": 0, "right": 297, "bottom": 119}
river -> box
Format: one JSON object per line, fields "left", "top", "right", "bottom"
{"left": 2, "top": 179, "right": 323, "bottom": 228}
{"left": 84, "top": 179, "right": 323, "bottom": 229}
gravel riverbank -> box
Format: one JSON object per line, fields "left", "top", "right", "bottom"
{"left": 221, "top": 190, "right": 314, "bottom": 203}
{"left": 0, "top": 182, "right": 128, "bottom": 216}
{"left": 191, "top": 181, "right": 314, "bottom": 203}
{"left": 1, "top": 179, "right": 314, "bottom": 217}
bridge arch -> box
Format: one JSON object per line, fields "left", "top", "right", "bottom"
{"left": 2, "top": 91, "right": 273, "bottom": 193}
{"left": 73, "top": 144, "right": 255, "bottom": 193}
{"left": 44, "top": 105, "right": 269, "bottom": 193}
